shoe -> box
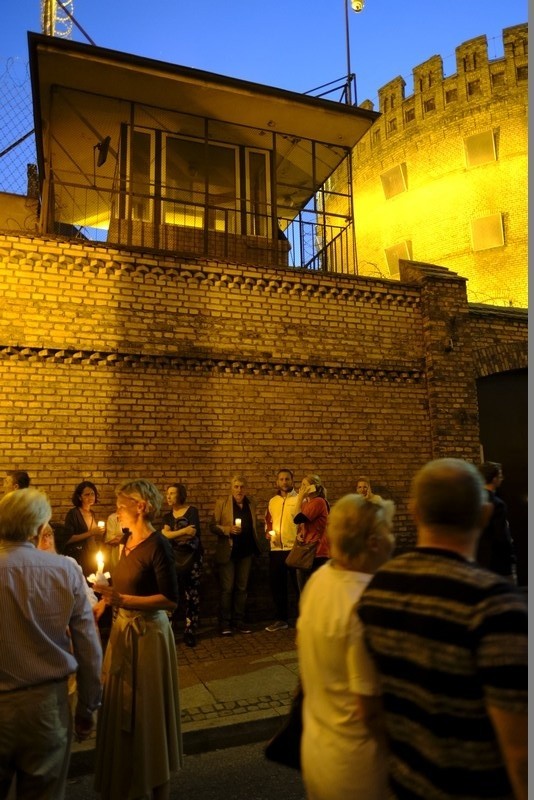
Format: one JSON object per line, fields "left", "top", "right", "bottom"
{"left": 234, "top": 622, "right": 252, "bottom": 634}
{"left": 265, "top": 620, "right": 289, "bottom": 632}
{"left": 183, "top": 630, "right": 197, "bottom": 647}
{"left": 220, "top": 625, "right": 233, "bottom": 636}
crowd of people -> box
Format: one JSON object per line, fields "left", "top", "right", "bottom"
{"left": 0, "top": 461, "right": 526, "bottom": 800}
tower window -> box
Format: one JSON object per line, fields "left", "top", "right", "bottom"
{"left": 380, "top": 163, "right": 407, "bottom": 199}
{"left": 471, "top": 214, "right": 504, "bottom": 251}
{"left": 384, "top": 240, "right": 412, "bottom": 276}
{"left": 464, "top": 130, "right": 497, "bottom": 167}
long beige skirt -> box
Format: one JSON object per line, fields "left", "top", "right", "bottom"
{"left": 94, "top": 608, "right": 183, "bottom": 799}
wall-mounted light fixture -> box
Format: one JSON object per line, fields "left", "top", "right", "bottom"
{"left": 95, "top": 135, "right": 111, "bottom": 167}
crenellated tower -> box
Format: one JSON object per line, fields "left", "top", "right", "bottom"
{"left": 347, "top": 24, "right": 528, "bottom": 307}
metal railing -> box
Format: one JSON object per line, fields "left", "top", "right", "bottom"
{"left": 48, "top": 177, "right": 355, "bottom": 273}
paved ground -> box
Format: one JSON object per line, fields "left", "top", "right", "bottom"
{"left": 70, "top": 620, "right": 300, "bottom": 774}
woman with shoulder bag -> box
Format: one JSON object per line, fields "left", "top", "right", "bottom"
{"left": 290, "top": 474, "right": 330, "bottom": 593}
{"left": 161, "top": 483, "right": 203, "bottom": 647}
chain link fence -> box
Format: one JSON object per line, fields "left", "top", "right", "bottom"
{"left": 0, "top": 57, "right": 37, "bottom": 197}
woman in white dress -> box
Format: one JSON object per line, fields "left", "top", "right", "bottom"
{"left": 297, "top": 494, "right": 395, "bottom": 800}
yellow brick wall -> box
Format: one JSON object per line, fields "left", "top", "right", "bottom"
{"left": 0, "top": 234, "right": 527, "bottom": 616}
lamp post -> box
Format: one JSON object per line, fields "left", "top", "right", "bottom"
{"left": 344, "top": 0, "right": 365, "bottom": 105}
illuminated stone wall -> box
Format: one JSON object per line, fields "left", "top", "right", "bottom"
{"left": 351, "top": 24, "right": 528, "bottom": 308}
{"left": 0, "top": 234, "right": 527, "bottom": 617}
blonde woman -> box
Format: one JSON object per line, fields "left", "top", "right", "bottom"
{"left": 297, "top": 494, "right": 395, "bottom": 800}
{"left": 94, "top": 479, "right": 182, "bottom": 800}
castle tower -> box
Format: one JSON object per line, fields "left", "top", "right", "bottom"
{"left": 350, "top": 24, "right": 527, "bottom": 308}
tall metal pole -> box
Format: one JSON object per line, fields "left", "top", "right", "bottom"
{"left": 344, "top": 0, "right": 352, "bottom": 105}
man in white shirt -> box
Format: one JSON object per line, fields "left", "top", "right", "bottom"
{"left": 264, "top": 469, "right": 299, "bottom": 631}
{"left": 0, "top": 488, "right": 103, "bottom": 799}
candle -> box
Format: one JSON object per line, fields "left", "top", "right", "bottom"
{"left": 96, "top": 550, "right": 105, "bottom": 576}
{"left": 269, "top": 530, "right": 276, "bottom": 537}
{"left": 235, "top": 518, "right": 242, "bottom": 529}
{"left": 97, "top": 520, "right": 105, "bottom": 530}
{"left": 87, "top": 550, "right": 110, "bottom": 587}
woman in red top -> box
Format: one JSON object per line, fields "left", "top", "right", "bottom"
{"left": 293, "top": 474, "right": 330, "bottom": 592}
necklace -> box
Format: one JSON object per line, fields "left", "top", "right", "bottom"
{"left": 123, "top": 530, "right": 153, "bottom": 554}
{"left": 123, "top": 539, "right": 144, "bottom": 554}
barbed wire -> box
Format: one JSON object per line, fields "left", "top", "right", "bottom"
{"left": 0, "top": 57, "right": 36, "bottom": 196}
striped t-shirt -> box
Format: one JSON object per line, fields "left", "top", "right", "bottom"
{"left": 357, "top": 547, "right": 527, "bottom": 800}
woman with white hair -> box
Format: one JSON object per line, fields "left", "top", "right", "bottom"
{"left": 297, "top": 494, "right": 395, "bottom": 800}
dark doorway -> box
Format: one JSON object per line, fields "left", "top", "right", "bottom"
{"left": 477, "top": 368, "right": 528, "bottom": 587}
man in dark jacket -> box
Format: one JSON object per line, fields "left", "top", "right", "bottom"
{"left": 476, "top": 461, "right": 517, "bottom": 583}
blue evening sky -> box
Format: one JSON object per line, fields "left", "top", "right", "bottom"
{"left": 1, "top": 0, "right": 528, "bottom": 108}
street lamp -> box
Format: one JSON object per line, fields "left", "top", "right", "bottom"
{"left": 344, "top": 0, "right": 365, "bottom": 105}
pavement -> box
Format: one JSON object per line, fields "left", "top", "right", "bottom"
{"left": 70, "top": 620, "right": 299, "bottom": 776}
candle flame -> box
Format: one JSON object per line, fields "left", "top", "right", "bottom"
{"left": 96, "top": 550, "right": 104, "bottom": 574}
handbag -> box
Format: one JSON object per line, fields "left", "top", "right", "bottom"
{"left": 173, "top": 544, "right": 196, "bottom": 575}
{"left": 264, "top": 681, "right": 303, "bottom": 770}
{"left": 285, "top": 539, "right": 317, "bottom": 571}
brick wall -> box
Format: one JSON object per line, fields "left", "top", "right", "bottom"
{"left": 0, "top": 233, "right": 527, "bottom": 619}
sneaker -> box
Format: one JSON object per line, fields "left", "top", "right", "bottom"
{"left": 234, "top": 621, "right": 252, "bottom": 634}
{"left": 220, "top": 625, "right": 233, "bottom": 636}
{"left": 265, "top": 620, "right": 289, "bottom": 632}
{"left": 183, "top": 630, "right": 197, "bottom": 647}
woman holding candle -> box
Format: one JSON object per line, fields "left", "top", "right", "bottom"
{"left": 209, "top": 474, "right": 262, "bottom": 636}
{"left": 94, "top": 479, "right": 181, "bottom": 800}
{"left": 161, "top": 483, "right": 203, "bottom": 648}
{"left": 63, "top": 480, "right": 105, "bottom": 577}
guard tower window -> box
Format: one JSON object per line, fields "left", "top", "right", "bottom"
{"left": 445, "top": 88, "right": 458, "bottom": 104}
{"left": 404, "top": 107, "right": 416, "bottom": 123}
{"left": 516, "top": 65, "right": 528, "bottom": 81}
{"left": 467, "top": 79, "right": 481, "bottom": 97}
{"left": 423, "top": 97, "right": 436, "bottom": 113}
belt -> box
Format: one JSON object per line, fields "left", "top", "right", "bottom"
{"left": 0, "top": 677, "right": 67, "bottom": 694}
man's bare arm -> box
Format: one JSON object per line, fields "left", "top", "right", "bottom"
{"left": 487, "top": 704, "right": 527, "bottom": 800}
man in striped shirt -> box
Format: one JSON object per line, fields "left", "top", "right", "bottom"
{"left": 358, "top": 458, "right": 527, "bottom": 800}
{"left": 0, "top": 488, "right": 103, "bottom": 799}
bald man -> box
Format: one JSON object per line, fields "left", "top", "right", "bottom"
{"left": 358, "top": 458, "right": 527, "bottom": 800}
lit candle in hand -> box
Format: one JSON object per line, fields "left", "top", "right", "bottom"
{"left": 94, "top": 550, "right": 107, "bottom": 586}
{"left": 88, "top": 550, "right": 110, "bottom": 587}
{"left": 235, "top": 518, "right": 242, "bottom": 530}
{"left": 269, "top": 530, "right": 276, "bottom": 537}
